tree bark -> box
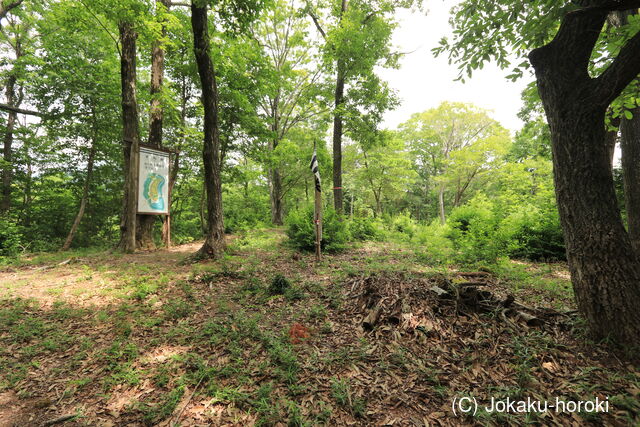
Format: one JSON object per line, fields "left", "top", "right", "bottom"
{"left": 0, "top": 74, "right": 17, "bottom": 214}
{"left": 332, "top": 0, "right": 348, "bottom": 216}
{"left": 22, "top": 138, "right": 31, "bottom": 226}
{"left": 62, "top": 113, "right": 97, "bottom": 251}
{"left": 0, "top": 31, "right": 23, "bottom": 215}
{"left": 529, "top": 4, "right": 640, "bottom": 344}
{"left": 162, "top": 71, "right": 188, "bottom": 245}
{"left": 116, "top": 21, "right": 140, "bottom": 254}
{"left": 609, "top": 9, "right": 640, "bottom": 252}
{"left": 332, "top": 60, "right": 345, "bottom": 215}
{"left": 621, "top": 107, "right": 640, "bottom": 251}
{"left": 137, "top": 0, "right": 171, "bottom": 250}
{"left": 270, "top": 166, "right": 284, "bottom": 225}
{"left": 190, "top": 0, "right": 225, "bottom": 259}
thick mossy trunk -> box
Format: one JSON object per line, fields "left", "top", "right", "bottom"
{"left": 190, "top": 1, "right": 225, "bottom": 259}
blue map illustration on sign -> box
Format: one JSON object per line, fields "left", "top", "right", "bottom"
{"left": 143, "top": 172, "right": 166, "bottom": 211}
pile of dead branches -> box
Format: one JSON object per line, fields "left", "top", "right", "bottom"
{"left": 344, "top": 272, "right": 575, "bottom": 333}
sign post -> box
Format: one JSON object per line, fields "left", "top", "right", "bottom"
{"left": 137, "top": 145, "right": 171, "bottom": 248}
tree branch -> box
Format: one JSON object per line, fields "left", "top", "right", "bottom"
{"left": 77, "top": 0, "right": 121, "bottom": 57}
{"left": 0, "top": 0, "right": 23, "bottom": 22}
{"left": 588, "top": 0, "right": 640, "bottom": 11}
{"left": 597, "top": 26, "right": 640, "bottom": 105}
{"left": 307, "top": 9, "right": 326, "bottom": 40}
{"left": 0, "top": 103, "right": 44, "bottom": 117}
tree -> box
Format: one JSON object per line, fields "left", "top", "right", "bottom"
{"left": 0, "top": 7, "right": 28, "bottom": 214}
{"left": 137, "top": 0, "right": 172, "bottom": 250}
{"left": 116, "top": 19, "right": 141, "bottom": 254}
{"left": 190, "top": 0, "right": 225, "bottom": 259}
{"left": 438, "top": 0, "right": 640, "bottom": 344}
{"left": 306, "top": 0, "right": 401, "bottom": 215}
{"left": 440, "top": 128, "right": 510, "bottom": 208}
{"left": 610, "top": 10, "right": 640, "bottom": 252}
{"left": 399, "top": 102, "right": 499, "bottom": 224}
{"left": 344, "top": 132, "right": 415, "bottom": 216}
{"left": 32, "top": 0, "right": 122, "bottom": 250}
{"left": 254, "top": 0, "right": 326, "bottom": 225}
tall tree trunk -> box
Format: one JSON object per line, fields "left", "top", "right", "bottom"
{"left": 62, "top": 113, "right": 97, "bottom": 251}
{"left": 374, "top": 190, "right": 381, "bottom": 216}
{"left": 191, "top": 1, "right": 225, "bottom": 259}
{"left": 0, "top": 74, "right": 16, "bottom": 214}
{"left": 268, "top": 105, "right": 284, "bottom": 225}
{"left": 621, "top": 107, "right": 640, "bottom": 251}
{"left": 529, "top": 5, "right": 640, "bottom": 344}
{"left": 331, "top": 0, "right": 348, "bottom": 215}
{"left": 332, "top": 60, "right": 345, "bottom": 215}
{"left": 607, "top": 10, "right": 640, "bottom": 250}
{"left": 270, "top": 167, "right": 284, "bottom": 225}
{"left": 116, "top": 21, "right": 140, "bottom": 253}
{"left": 137, "top": 0, "right": 171, "bottom": 250}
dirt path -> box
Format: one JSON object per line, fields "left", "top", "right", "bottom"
{"left": 0, "top": 242, "right": 202, "bottom": 308}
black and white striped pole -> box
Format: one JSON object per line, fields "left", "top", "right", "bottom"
{"left": 310, "top": 142, "right": 322, "bottom": 261}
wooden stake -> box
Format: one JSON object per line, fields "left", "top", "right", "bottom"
{"left": 164, "top": 214, "right": 171, "bottom": 248}
{"left": 315, "top": 186, "right": 322, "bottom": 261}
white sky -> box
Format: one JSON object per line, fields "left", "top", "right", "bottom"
{"left": 380, "top": 1, "right": 531, "bottom": 133}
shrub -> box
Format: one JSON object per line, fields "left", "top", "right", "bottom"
{"left": 447, "top": 195, "right": 503, "bottom": 264}
{"left": 0, "top": 218, "right": 21, "bottom": 257}
{"left": 500, "top": 205, "right": 565, "bottom": 261}
{"left": 285, "top": 206, "right": 349, "bottom": 253}
{"left": 268, "top": 274, "right": 290, "bottom": 296}
{"left": 347, "top": 217, "right": 383, "bottom": 241}
{"left": 412, "top": 221, "right": 454, "bottom": 265}
{"left": 390, "top": 212, "right": 417, "bottom": 239}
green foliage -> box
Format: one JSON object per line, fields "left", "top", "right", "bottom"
{"left": 412, "top": 222, "right": 454, "bottom": 265}
{"left": 447, "top": 194, "right": 502, "bottom": 263}
{"left": 0, "top": 218, "right": 21, "bottom": 257}
{"left": 346, "top": 216, "right": 383, "bottom": 241}
{"left": 137, "top": 387, "right": 185, "bottom": 426}
{"left": 500, "top": 205, "right": 565, "bottom": 261}
{"left": 268, "top": 274, "right": 290, "bottom": 296}
{"left": 223, "top": 182, "right": 270, "bottom": 233}
{"left": 389, "top": 212, "right": 417, "bottom": 239}
{"left": 285, "top": 205, "right": 349, "bottom": 253}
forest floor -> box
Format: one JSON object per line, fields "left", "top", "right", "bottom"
{"left": 0, "top": 229, "right": 639, "bottom": 426}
